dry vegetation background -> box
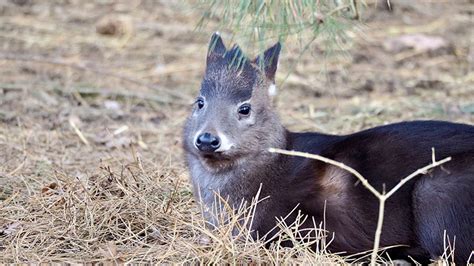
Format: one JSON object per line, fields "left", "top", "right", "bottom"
{"left": 0, "top": 0, "right": 473, "bottom": 264}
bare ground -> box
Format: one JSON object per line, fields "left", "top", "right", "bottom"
{"left": 0, "top": 0, "right": 473, "bottom": 264}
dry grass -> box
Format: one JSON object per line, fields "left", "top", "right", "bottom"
{"left": 0, "top": 0, "right": 473, "bottom": 264}
{"left": 0, "top": 153, "right": 345, "bottom": 264}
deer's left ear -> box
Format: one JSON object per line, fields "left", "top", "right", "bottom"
{"left": 253, "top": 42, "right": 281, "bottom": 82}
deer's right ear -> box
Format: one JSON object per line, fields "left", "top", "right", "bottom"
{"left": 207, "top": 32, "right": 226, "bottom": 62}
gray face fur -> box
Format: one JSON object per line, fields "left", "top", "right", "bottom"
{"left": 183, "top": 33, "right": 283, "bottom": 173}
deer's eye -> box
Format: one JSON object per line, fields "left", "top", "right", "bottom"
{"left": 196, "top": 98, "right": 204, "bottom": 109}
{"left": 238, "top": 104, "right": 251, "bottom": 116}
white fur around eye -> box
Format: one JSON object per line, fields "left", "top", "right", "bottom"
{"left": 268, "top": 84, "right": 277, "bottom": 96}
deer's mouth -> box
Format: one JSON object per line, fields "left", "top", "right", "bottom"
{"left": 199, "top": 152, "right": 236, "bottom": 170}
{"left": 202, "top": 152, "right": 230, "bottom": 161}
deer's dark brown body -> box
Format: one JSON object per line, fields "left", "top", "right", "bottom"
{"left": 183, "top": 33, "right": 474, "bottom": 264}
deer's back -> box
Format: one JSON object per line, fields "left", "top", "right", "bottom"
{"left": 291, "top": 120, "right": 474, "bottom": 183}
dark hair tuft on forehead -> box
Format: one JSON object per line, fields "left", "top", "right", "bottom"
{"left": 223, "top": 45, "right": 249, "bottom": 71}
{"left": 202, "top": 41, "right": 259, "bottom": 101}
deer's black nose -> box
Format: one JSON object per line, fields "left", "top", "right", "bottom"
{"left": 196, "top": 133, "right": 221, "bottom": 152}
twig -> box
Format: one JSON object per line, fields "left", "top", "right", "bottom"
{"left": 0, "top": 53, "right": 190, "bottom": 102}
{"left": 468, "top": 251, "right": 473, "bottom": 264}
{"left": 7, "top": 157, "right": 26, "bottom": 176}
{"left": 68, "top": 118, "right": 90, "bottom": 147}
{"left": 269, "top": 147, "right": 451, "bottom": 265}
{"left": 73, "top": 87, "right": 186, "bottom": 105}
{"left": 1, "top": 83, "right": 188, "bottom": 105}
{"left": 269, "top": 148, "right": 382, "bottom": 197}
{"left": 350, "top": 0, "right": 359, "bottom": 20}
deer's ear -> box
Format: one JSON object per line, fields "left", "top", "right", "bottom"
{"left": 254, "top": 42, "right": 281, "bottom": 81}
{"left": 207, "top": 32, "right": 226, "bottom": 60}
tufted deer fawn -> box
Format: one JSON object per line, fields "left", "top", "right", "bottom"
{"left": 183, "top": 33, "right": 474, "bottom": 264}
